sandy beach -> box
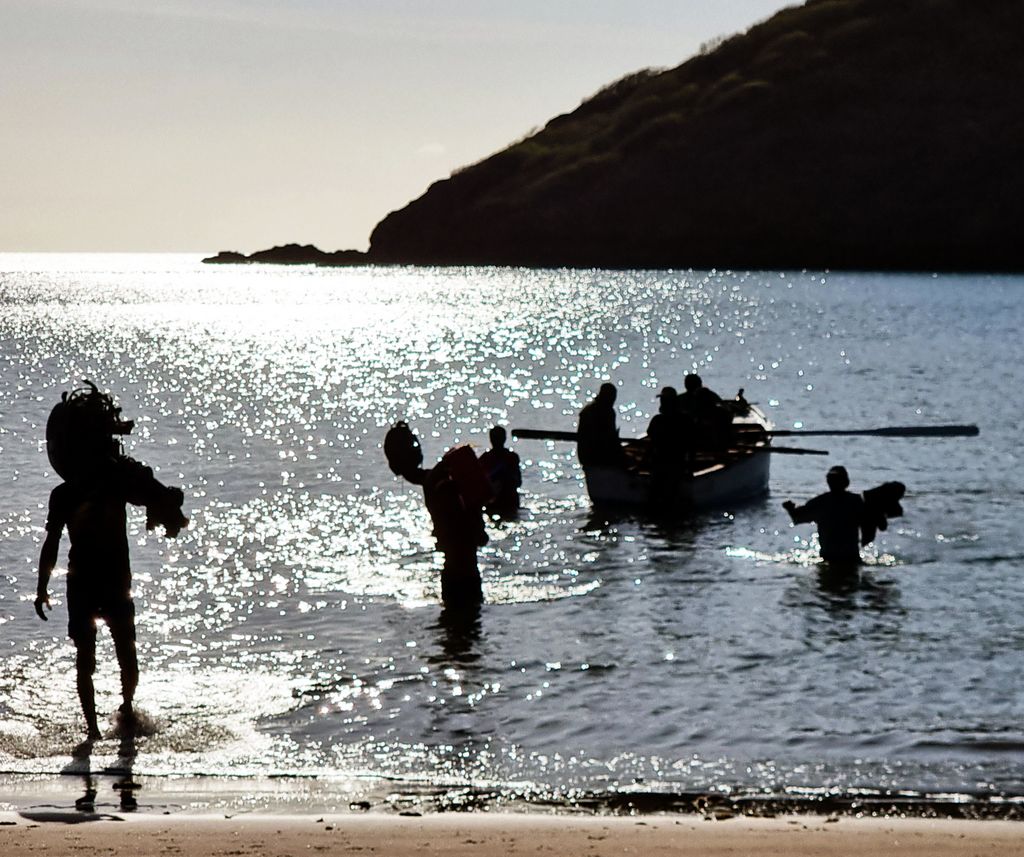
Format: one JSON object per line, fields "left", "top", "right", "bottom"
{"left": 1, "top": 812, "right": 1023, "bottom": 856}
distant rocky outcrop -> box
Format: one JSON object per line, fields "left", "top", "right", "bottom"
{"left": 202, "top": 244, "right": 369, "bottom": 266}
{"left": 203, "top": 250, "right": 249, "bottom": 264}
{"left": 363, "top": 0, "right": 1024, "bottom": 271}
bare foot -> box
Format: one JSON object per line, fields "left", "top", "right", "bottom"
{"left": 75, "top": 789, "right": 97, "bottom": 812}
{"left": 116, "top": 703, "right": 138, "bottom": 733}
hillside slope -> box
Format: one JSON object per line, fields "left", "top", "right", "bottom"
{"left": 368, "top": 0, "right": 1024, "bottom": 270}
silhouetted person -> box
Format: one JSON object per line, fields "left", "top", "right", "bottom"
{"left": 783, "top": 465, "right": 864, "bottom": 566}
{"left": 677, "top": 373, "right": 731, "bottom": 451}
{"left": 479, "top": 425, "right": 521, "bottom": 518}
{"left": 646, "top": 387, "right": 692, "bottom": 501}
{"left": 34, "top": 382, "right": 187, "bottom": 740}
{"left": 577, "top": 382, "right": 622, "bottom": 467}
{"left": 677, "top": 372, "right": 723, "bottom": 412}
{"left": 385, "top": 422, "right": 488, "bottom": 607}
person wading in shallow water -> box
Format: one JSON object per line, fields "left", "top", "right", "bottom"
{"left": 385, "top": 422, "right": 489, "bottom": 608}
{"left": 783, "top": 468, "right": 907, "bottom": 570}
{"left": 479, "top": 425, "right": 522, "bottom": 518}
{"left": 34, "top": 382, "right": 188, "bottom": 740}
{"left": 782, "top": 465, "right": 865, "bottom": 567}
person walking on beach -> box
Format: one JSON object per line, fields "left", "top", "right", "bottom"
{"left": 479, "top": 425, "right": 522, "bottom": 518}
{"left": 34, "top": 382, "right": 188, "bottom": 739}
{"left": 782, "top": 465, "right": 864, "bottom": 566}
{"left": 385, "top": 422, "right": 489, "bottom": 608}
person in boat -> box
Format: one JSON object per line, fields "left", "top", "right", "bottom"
{"left": 385, "top": 422, "right": 488, "bottom": 607}
{"left": 782, "top": 465, "right": 865, "bottom": 566}
{"left": 577, "top": 382, "right": 623, "bottom": 467}
{"left": 479, "top": 425, "right": 522, "bottom": 518}
{"left": 34, "top": 382, "right": 188, "bottom": 740}
{"left": 646, "top": 386, "right": 692, "bottom": 480}
{"left": 676, "top": 373, "right": 732, "bottom": 451}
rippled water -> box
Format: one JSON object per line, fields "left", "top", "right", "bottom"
{"left": 0, "top": 255, "right": 1022, "bottom": 808}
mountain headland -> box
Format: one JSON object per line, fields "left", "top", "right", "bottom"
{"left": 207, "top": 0, "right": 1024, "bottom": 272}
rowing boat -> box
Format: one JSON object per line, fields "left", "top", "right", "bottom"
{"left": 513, "top": 404, "right": 977, "bottom": 513}
{"left": 581, "top": 403, "right": 772, "bottom": 511}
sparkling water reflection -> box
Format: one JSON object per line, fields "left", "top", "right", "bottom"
{"left": 0, "top": 255, "right": 1022, "bottom": 803}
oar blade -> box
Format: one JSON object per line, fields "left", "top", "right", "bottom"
{"left": 872, "top": 424, "right": 980, "bottom": 437}
{"left": 512, "top": 428, "right": 579, "bottom": 442}
{"left": 770, "top": 424, "right": 980, "bottom": 439}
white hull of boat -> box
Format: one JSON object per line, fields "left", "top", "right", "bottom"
{"left": 584, "top": 450, "right": 770, "bottom": 510}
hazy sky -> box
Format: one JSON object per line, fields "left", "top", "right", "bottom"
{"left": 2, "top": 1, "right": 796, "bottom": 252}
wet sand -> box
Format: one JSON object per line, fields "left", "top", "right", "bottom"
{"left": 2, "top": 812, "right": 1023, "bottom": 856}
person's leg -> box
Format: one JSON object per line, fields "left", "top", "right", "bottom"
{"left": 73, "top": 635, "right": 101, "bottom": 739}
{"left": 68, "top": 588, "right": 101, "bottom": 739}
{"left": 441, "top": 546, "right": 483, "bottom": 607}
{"left": 107, "top": 601, "right": 138, "bottom": 719}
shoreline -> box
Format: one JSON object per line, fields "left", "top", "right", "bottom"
{"left": 2, "top": 811, "right": 1024, "bottom": 857}
{"left": 2, "top": 771, "right": 1023, "bottom": 821}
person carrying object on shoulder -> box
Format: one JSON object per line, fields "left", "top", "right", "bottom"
{"left": 385, "top": 421, "right": 488, "bottom": 608}
{"left": 35, "top": 381, "right": 188, "bottom": 740}
{"left": 782, "top": 465, "right": 864, "bottom": 566}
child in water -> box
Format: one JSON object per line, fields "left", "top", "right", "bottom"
{"left": 34, "top": 382, "right": 187, "bottom": 739}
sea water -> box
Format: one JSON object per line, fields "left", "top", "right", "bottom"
{"left": 0, "top": 255, "right": 1021, "bottom": 811}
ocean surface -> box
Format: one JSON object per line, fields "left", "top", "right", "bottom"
{"left": 0, "top": 254, "right": 1022, "bottom": 813}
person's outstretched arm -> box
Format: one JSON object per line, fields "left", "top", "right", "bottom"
{"left": 35, "top": 529, "right": 60, "bottom": 620}
{"left": 782, "top": 499, "right": 815, "bottom": 525}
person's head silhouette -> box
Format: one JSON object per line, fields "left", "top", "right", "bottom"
{"left": 826, "top": 465, "right": 850, "bottom": 492}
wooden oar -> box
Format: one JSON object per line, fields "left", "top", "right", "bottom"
{"left": 515, "top": 424, "right": 979, "bottom": 442}
{"left": 768, "top": 424, "right": 979, "bottom": 438}
{"left": 512, "top": 429, "right": 827, "bottom": 455}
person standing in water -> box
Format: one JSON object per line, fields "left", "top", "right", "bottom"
{"left": 34, "top": 382, "right": 188, "bottom": 739}
{"left": 782, "top": 465, "right": 864, "bottom": 566}
{"left": 479, "top": 425, "right": 522, "bottom": 518}
{"left": 385, "top": 421, "right": 488, "bottom": 607}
